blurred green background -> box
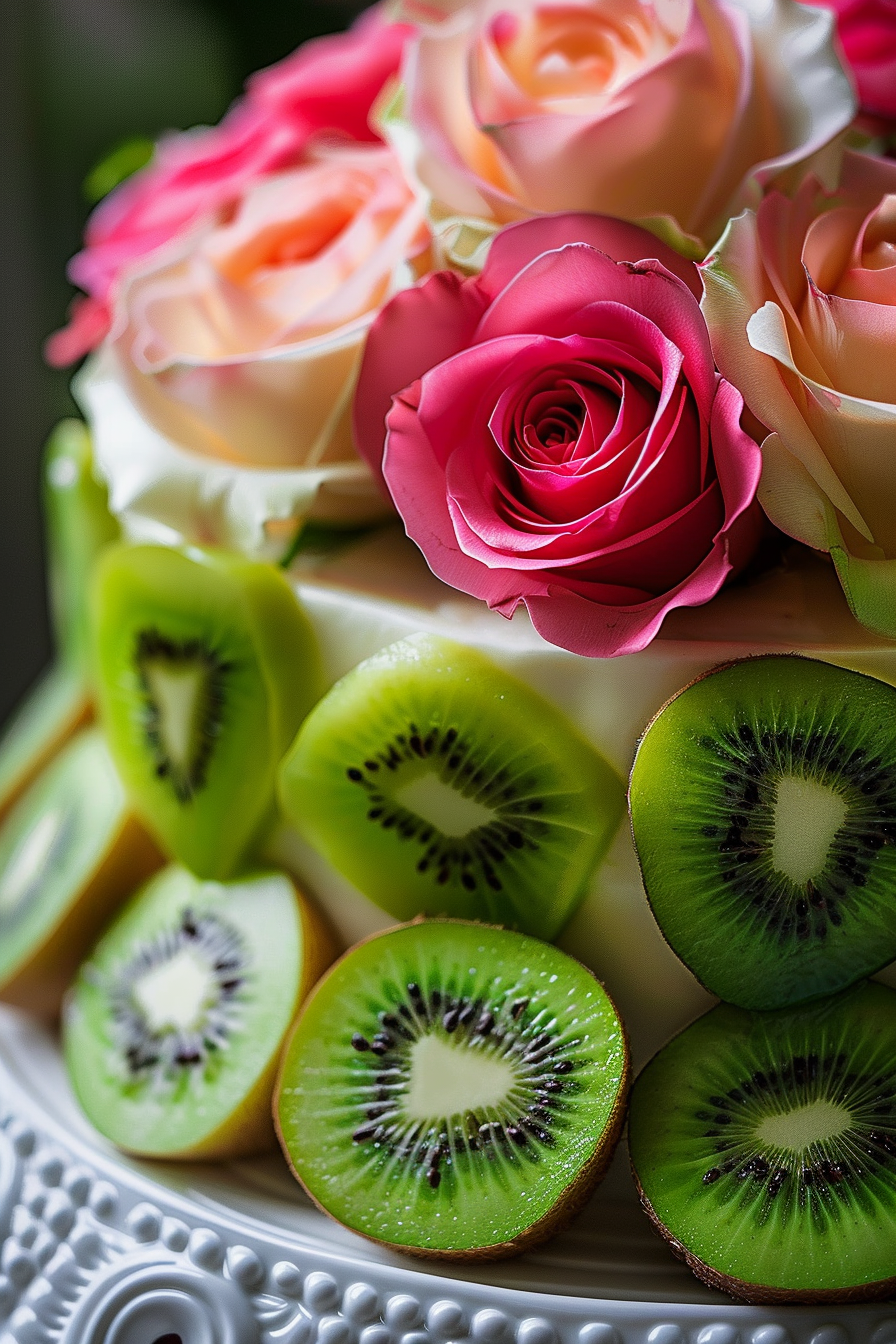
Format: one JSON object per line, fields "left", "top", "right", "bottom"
{"left": 0, "top": 0, "right": 371, "bottom": 726}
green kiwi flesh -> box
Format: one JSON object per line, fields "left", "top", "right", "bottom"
{"left": 43, "top": 419, "right": 119, "bottom": 676}
{"left": 278, "top": 634, "right": 624, "bottom": 940}
{"left": 0, "top": 727, "right": 161, "bottom": 1013}
{"left": 629, "top": 980, "right": 896, "bottom": 1302}
{"left": 93, "top": 543, "right": 322, "bottom": 878}
{"left": 0, "top": 418, "right": 113, "bottom": 827}
{"left": 64, "top": 863, "right": 325, "bottom": 1158}
{"left": 275, "top": 919, "right": 629, "bottom": 1259}
{"left": 629, "top": 656, "right": 896, "bottom": 1009}
{"left": 0, "top": 664, "right": 92, "bottom": 830}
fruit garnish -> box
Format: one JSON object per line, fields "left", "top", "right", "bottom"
{"left": 629, "top": 981, "right": 896, "bottom": 1302}
{"left": 64, "top": 863, "right": 333, "bottom": 1158}
{"left": 0, "top": 728, "right": 161, "bottom": 1014}
{"left": 278, "top": 633, "right": 624, "bottom": 940}
{"left": 275, "top": 919, "right": 629, "bottom": 1259}
{"left": 93, "top": 543, "right": 322, "bottom": 878}
{"left": 0, "top": 421, "right": 116, "bottom": 827}
{"left": 630, "top": 655, "right": 896, "bottom": 1008}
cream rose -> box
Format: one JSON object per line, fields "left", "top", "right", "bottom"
{"left": 77, "top": 142, "right": 428, "bottom": 559}
{"left": 384, "top": 0, "right": 854, "bottom": 265}
{"left": 702, "top": 150, "right": 896, "bottom": 637}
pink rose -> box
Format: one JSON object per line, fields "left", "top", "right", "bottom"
{"left": 385, "top": 0, "right": 855, "bottom": 256}
{"left": 816, "top": 0, "right": 896, "bottom": 121}
{"left": 77, "top": 142, "right": 429, "bottom": 557}
{"left": 702, "top": 150, "right": 896, "bottom": 638}
{"left": 46, "top": 5, "right": 411, "bottom": 368}
{"left": 354, "top": 215, "right": 762, "bottom": 657}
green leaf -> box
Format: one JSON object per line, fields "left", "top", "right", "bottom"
{"left": 83, "top": 137, "right": 155, "bottom": 205}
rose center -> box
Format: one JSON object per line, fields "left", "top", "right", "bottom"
{"left": 493, "top": 1, "right": 679, "bottom": 102}
{"left": 518, "top": 380, "right": 620, "bottom": 464}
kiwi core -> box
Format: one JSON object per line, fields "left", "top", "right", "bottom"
{"left": 132, "top": 947, "right": 217, "bottom": 1033}
{"left": 756, "top": 1099, "right": 853, "bottom": 1150}
{"left": 396, "top": 773, "right": 495, "bottom": 838}
{"left": 405, "top": 1034, "right": 517, "bottom": 1119}
{"left": 0, "top": 808, "right": 68, "bottom": 914}
{"left": 142, "top": 661, "right": 209, "bottom": 783}
{"left": 770, "top": 775, "right": 847, "bottom": 885}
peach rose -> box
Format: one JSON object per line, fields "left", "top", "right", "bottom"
{"left": 76, "top": 142, "right": 428, "bottom": 558}
{"left": 46, "top": 5, "right": 412, "bottom": 368}
{"left": 702, "top": 150, "right": 896, "bottom": 637}
{"left": 384, "top": 0, "right": 855, "bottom": 262}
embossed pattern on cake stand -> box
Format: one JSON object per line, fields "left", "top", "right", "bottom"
{"left": 0, "top": 1009, "right": 893, "bottom": 1344}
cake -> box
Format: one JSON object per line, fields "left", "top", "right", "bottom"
{"left": 3, "top": 0, "right": 896, "bottom": 1331}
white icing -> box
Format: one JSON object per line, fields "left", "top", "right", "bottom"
{"left": 270, "top": 527, "right": 896, "bottom": 1065}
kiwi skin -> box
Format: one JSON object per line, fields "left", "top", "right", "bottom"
{"left": 93, "top": 876, "right": 338, "bottom": 1163}
{"left": 632, "top": 1166, "right": 896, "bottom": 1305}
{"left": 273, "top": 918, "right": 631, "bottom": 1262}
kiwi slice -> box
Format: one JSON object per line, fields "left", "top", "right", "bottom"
{"left": 93, "top": 544, "right": 322, "bottom": 878}
{"left": 629, "top": 980, "right": 896, "bottom": 1302}
{"left": 0, "top": 422, "right": 115, "bottom": 827}
{"left": 0, "top": 664, "right": 92, "bottom": 830}
{"left": 278, "top": 634, "right": 624, "bottom": 939}
{"left": 44, "top": 418, "right": 120, "bottom": 676}
{"left": 0, "top": 728, "right": 162, "bottom": 1015}
{"left": 629, "top": 655, "right": 896, "bottom": 1009}
{"left": 276, "top": 919, "right": 629, "bottom": 1260}
{"left": 64, "top": 863, "right": 333, "bottom": 1158}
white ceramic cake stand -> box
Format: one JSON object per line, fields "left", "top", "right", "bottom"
{"left": 0, "top": 1010, "right": 892, "bottom": 1344}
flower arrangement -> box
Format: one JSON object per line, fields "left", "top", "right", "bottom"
{"left": 48, "top": 0, "right": 896, "bottom": 655}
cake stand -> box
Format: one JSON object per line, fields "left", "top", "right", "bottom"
{"left": 0, "top": 1009, "right": 891, "bottom": 1344}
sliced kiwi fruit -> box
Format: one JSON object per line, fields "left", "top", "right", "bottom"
{"left": 0, "top": 727, "right": 162, "bottom": 1015}
{"left": 629, "top": 980, "right": 896, "bottom": 1302}
{"left": 44, "top": 418, "right": 120, "bottom": 676}
{"left": 276, "top": 919, "right": 629, "bottom": 1260}
{"left": 629, "top": 655, "right": 896, "bottom": 1009}
{"left": 64, "top": 863, "right": 334, "bottom": 1158}
{"left": 0, "top": 664, "right": 93, "bottom": 831}
{"left": 278, "top": 634, "right": 624, "bottom": 940}
{"left": 93, "top": 544, "right": 322, "bottom": 878}
{"left": 0, "top": 422, "right": 116, "bottom": 827}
